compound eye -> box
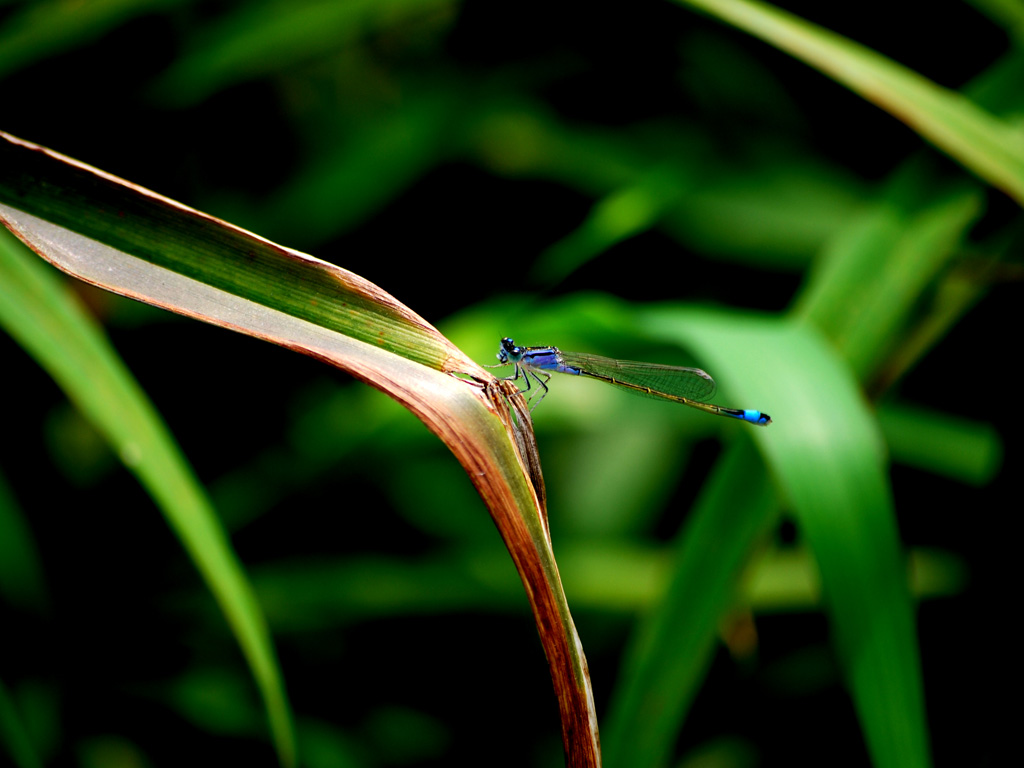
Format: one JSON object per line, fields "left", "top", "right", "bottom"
{"left": 501, "top": 337, "right": 515, "bottom": 351}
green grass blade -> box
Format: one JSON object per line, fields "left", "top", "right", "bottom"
{"left": 678, "top": 0, "right": 1024, "bottom": 206}
{"left": 966, "top": 0, "right": 1024, "bottom": 45}
{"left": 469, "top": 104, "right": 867, "bottom": 273}
{"left": 0, "top": 468, "right": 47, "bottom": 613}
{"left": 249, "top": 86, "right": 457, "bottom": 246}
{"left": 877, "top": 404, "right": 1002, "bottom": 486}
{"left": 150, "top": 0, "right": 455, "bottom": 106}
{"left": 0, "top": 675, "right": 41, "bottom": 768}
{"left": 0, "top": 229, "right": 297, "bottom": 767}
{"left": 532, "top": 169, "right": 687, "bottom": 285}
{"left": 794, "top": 181, "right": 982, "bottom": 379}
{"left": 0, "top": 0, "right": 176, "bottom": 80}
{"left": 608, "top": 310, "right": 928, "bottom": 768}
{"left": 602, "top": 438, "right": 776, "bottom": 768}
{"left": 237, "top": 540, "right": 962, "bottom": 630}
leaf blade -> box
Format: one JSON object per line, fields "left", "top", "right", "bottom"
{"left": 0, "top": 229, "right": 297, "bottom": 767}
{"left": 679, "top": 0, "right": 1024, "bottom": 206}
{"left": 603, "top": 309, "right": 928, "bottom": 768}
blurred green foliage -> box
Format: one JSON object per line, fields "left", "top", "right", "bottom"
{"left": 1, "top": 1, "right": 1017, "bottom": 767}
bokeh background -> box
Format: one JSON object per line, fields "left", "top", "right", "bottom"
{"left": 1, "top": 1, "right": 1018, "bottom": 766}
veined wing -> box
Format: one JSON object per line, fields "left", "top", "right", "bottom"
{"left": 556, "top": 351, "right": 717, "bottom": 403}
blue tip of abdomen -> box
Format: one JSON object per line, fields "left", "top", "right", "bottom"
{"left": 744, "top": 409, "right": 772, "bottom": 426}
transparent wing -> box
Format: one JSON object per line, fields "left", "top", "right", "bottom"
{"left": 557, "top": 351, "right": 717, "bottom": 403}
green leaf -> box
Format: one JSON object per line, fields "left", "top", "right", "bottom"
{"left": 679, "top": 0, "right": 1024, "bottom": 206}
{"left": 150, "top": 0, "right": 456, "bottom": 106}
{"left": 469, "top": 104, "right": 867, "bottom": 273}
{"left": 602, "top": 437, "right": 777, "bottom": 768}
{"left": 0, "top": 228, "right": 297, "bottom": 768}
{"left": 0, "top": 675, "right": 41, "bottom": 768}
{"left": 877, "top": 404, "right": 1002, "bottom": 486}
{"left": 793, "top": 179, "right": 983, "bottom": 379}
{"left": 0, "top": 468, "right": 47, "bottom": 612}
{"left": 0, "top": 0, "right": 176, "bottom": 80}
{"left": 966, "top": 0, "right": 1024, "bottom": 46}
{"left": 532, "top": 169, "right": 689, "bottom": 285}
{"left": 604, "top": 310, "right": 928, "bottom": 768}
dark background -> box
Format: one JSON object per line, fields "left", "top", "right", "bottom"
{"left": 1, "top": 1, "right": 1017, "bottom": 766}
